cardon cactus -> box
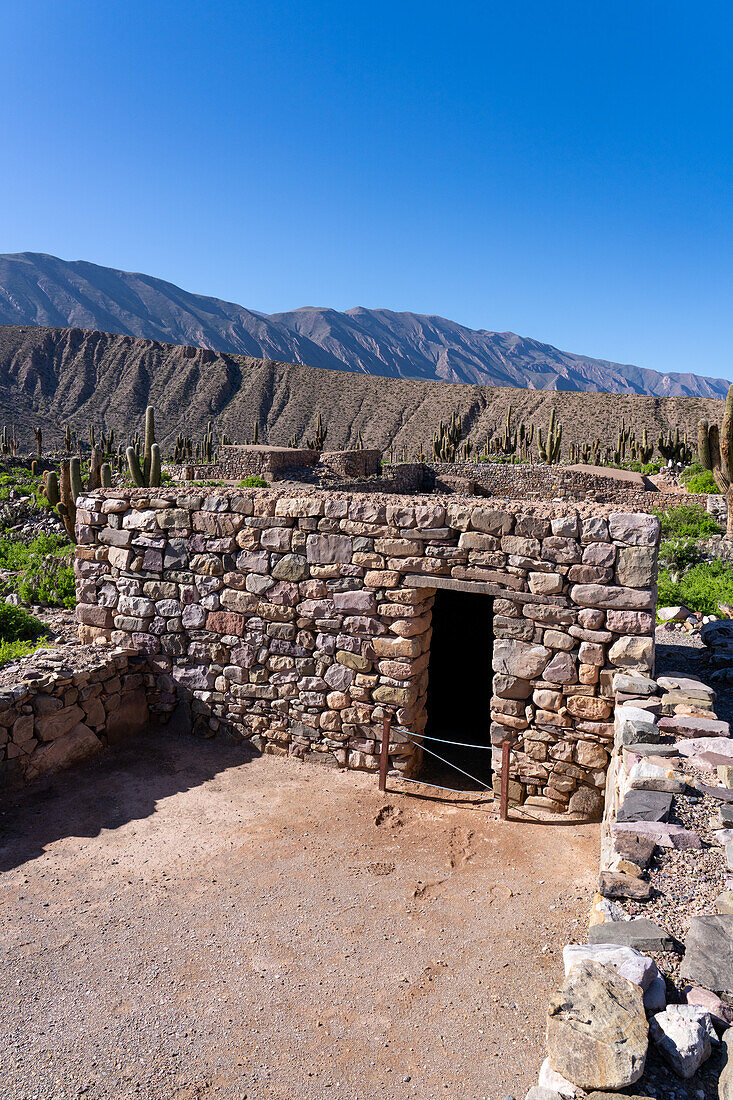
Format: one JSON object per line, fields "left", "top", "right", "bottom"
{"left": 54, "top": 459, "right": 78, "bottom": 542}
{"left": 306, "top": 412, "right": 327, "bottom": 452}
{"left": 127, "top": 406, "right": 161, "bottom": 487}
{"left": 658, "top": 426, "right": 692, "bottom": 465}
{"left": 537, "top": 409, "right": 562, "bottom": 464}
{"left": 432, "top": 411, "right": 463, "bottom": 463}
{"left": 699, "top": 386, "right": 733, "bottom": 537}
{"left": 494, "top": 406, "right": 517, "bottom": 456}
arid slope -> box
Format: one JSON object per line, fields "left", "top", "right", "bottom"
{"left": 0, "top": 324, "right": 722, "bottom": 453}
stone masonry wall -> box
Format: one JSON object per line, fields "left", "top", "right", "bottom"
{"left": 0, "top": 647, "right": 156, "bottom": 788}
{"left": 73, "top": 488, "right": 660, "bottom": 816}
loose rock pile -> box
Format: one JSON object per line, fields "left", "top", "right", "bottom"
{"left": 525, "top": 665, "right": 733, "bottom": 1098}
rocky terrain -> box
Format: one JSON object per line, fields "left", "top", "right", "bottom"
{"left": 0, "top": 324, "right": 725, "bottom": 453}
{"left": 0, "top": 252, "right": 728, "bottom": 397}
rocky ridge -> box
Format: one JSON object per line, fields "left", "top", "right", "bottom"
{"left": 0, "top": 324, "right": 725, "bottom": 454}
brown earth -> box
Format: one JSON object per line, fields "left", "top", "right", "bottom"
{"left": 0, "top": 324, "right": 722, "bottom": 455}
{"left": 0, "top": 729, "right": 598, "bottom": 1100}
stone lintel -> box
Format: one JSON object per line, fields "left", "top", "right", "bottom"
{"left": 403, "top": 574, "right": 567, "bottom": 606}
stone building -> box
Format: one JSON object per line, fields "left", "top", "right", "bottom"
{"left": 74, "top": 487, "right": 659, "bottom": 817}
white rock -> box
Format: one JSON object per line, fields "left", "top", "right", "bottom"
{"left": 562, "top": 943, "right": 658, "bottom": 990}
{"left": 537, "top": 1058, "right": 582, "bottom": 1097}
{"left": 650, "top": 1005, "right": 713, "bottom": 1078}
{"left": 591, "top": 896, "right": 631, "bottom": 923}
{"left": 627, "top": 761, "right": 683, "bottom": 792}
{"left": 657, "top": 605, "right": 691, "bottom": 622}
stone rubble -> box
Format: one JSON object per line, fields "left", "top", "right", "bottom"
{"left": 526, "top": 659, "right": 733, "bottom": 1099}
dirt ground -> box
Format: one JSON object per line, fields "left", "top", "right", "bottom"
{"left": 0, "top": 731, "right": 598, "bottom": 1100}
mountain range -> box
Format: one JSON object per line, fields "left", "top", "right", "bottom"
{"left": 0, "top": 252, "right": 727, "bottom": 399}
{"left": 0, "top": 324, "right": 721, "bottom": 456}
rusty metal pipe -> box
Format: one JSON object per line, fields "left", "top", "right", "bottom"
{"left": 500, "top": 739, "right": 511, "bottom": 820}
{"left": 378, "top": 711, "right": 391, "bottom": 793}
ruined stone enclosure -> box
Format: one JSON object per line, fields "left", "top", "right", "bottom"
{"left": 74, "top": 489, "right": 660, "bottom": 815}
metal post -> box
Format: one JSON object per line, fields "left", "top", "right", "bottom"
{"left": 500, "top": 739, "right": 511, "bottom": 821}
{"left": 378, "top": 711, "right": 391, "bottom": 792}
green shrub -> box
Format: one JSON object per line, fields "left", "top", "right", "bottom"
{"left": 16, "top": 560, "right": 76, "bottom": 609}
{"left": 657, "top": 559, "right": 733, "bottom": 617}
{"left": 0, "top": 532, "right": 71, "bottom": 570}
{"left": 658, "top": 538, "right": 706, "bottom": 575}
{"left": 684, "top": 469, "right": 718, "bottom": 494}
{"left": 652, "top": 503, "right": 721, "bottom": 540}
{"left": 238, "top": 475, "right": 268, "bottom": 488}
{"left": 0, "top": 602, "right": 46, "bottom": 642}
{"left": 0, "top": 533, "right": 75, "bottom": 608}
{"left": 0, "top": 638, "right": 44, "bottom": 664}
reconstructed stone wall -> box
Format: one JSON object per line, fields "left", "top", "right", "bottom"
{"left": 0, "top": 647, "right": 156, "bottom": 788}
{"left": 74, "top": 488, "right": 660, "bottom": 816}
{"left": 174, "top": 444, "right": 319, "bottom": 482}
{"left": 319, "top": 450, "right": 381, "bottom": 478}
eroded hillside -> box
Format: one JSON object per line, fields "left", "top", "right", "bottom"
{"left": 0, "top": 324, "right": 722, "bottom": 453}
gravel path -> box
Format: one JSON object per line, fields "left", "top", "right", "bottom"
{"left": 0, "top": 731, "right": 598, "bottom": 1100}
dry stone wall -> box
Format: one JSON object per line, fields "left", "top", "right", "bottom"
{"left": 73, "top": 488, "right": 660, "bottom": 815}
{"left": 0, "top": 647, "right": 156, "bottom": 788}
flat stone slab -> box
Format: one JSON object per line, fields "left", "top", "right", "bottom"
{"left": 612, "top": 821, "right": 703, "bottom": 849}
{"left": 562, "top": 944, "right": 658, "bottom": 990}
{"left": 599, "top": 871, "right": 652, "bottom": 901}
{"left": 691, "top": 781, "right": 733, "bottom": 804}
{"left": 657, "top": 674, "right": 715, "bottom": 698}
{"left": 627, "top": 761, "right": 685, "bottom": 793}
{"left": 618, "top": 706, "right": 660, "bottom": 745}
{"left": 612, "top": 833, "right": 656, "bottom": 868}
{"left": 695, "top": 751, "right": 733, "bottom": 769}
{"left": 659, "top": 714, "right": 730, "bottom": 739}
{"left": 625, "top": 742, "right": 679, "bottom": 758}
{"left": 617, "top": 790, "right": 673, "bottom": 823}
{"left": 613, "top": 672, "right": 658, "bottom": 696}
{"left": 719, "top": 805, "right": 733, "bottom": 827}
{"left": 680, "top": 914, "right": 733, "bottom": 995}
{"left": 589, "top": 917, "right": 674, "bottom": 951}
{"left": 677, "top": 737, "right": 733, "bottom": 759}
{"left": 715, "top": 891, "right": 733, "bottom": 914}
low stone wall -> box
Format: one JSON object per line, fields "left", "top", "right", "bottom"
{"left": 525, "top": 667, "right": 733, "bottom": 1097}
{"left": 319, "top": 449, "right": 381, "bottom": 478}
{"left": 171, "top": 444, "right": 320, "bottom": 482}
{"left": 73, "top": 487, "right": 660, "bottom": 815}
{"left": 0, "top": 646, "right": 159, "bottom": 788}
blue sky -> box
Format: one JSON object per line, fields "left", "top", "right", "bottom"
{"left": 2, "top": 1, "right": 732, "bottom": 379}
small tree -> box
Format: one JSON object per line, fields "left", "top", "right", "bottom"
{"left": 699, "top": 385, "right": 733, "bottom": 538}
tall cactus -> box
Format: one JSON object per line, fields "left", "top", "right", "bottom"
{"left": 432, "top": 411, "right": 463, "bottom": 463}
{"left": 305, "top": 412, "right": 327, "bottom": 452}
{"left": 127, "top": 406, "right": 161, "bottom": 487}
{"left": 45, "top": 459, "right": 78, "bottom": 542}
{"left": 537, "top": 409, "right": 562, "bottom": 464}
{"left": 494, "top": 406, "right": 517, "bottom": 456}
{"left": 658, "top": 426, "right": 692, "bottom": 464}
{"left": 34, "top": 426, "right": 43, "bottom": 458}
{"left": 699, "top": 386, "right": 733, "bottom": 537}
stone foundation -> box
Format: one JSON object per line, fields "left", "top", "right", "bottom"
{"left": 73, "top": 488, "right": 660, "bottom": 814}
{"left": 0, "top": 647, "right": 163, "bottom": 788}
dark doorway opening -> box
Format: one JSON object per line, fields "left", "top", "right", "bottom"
{"left": 422, "top": 588, "right": 494, "bottom": 790}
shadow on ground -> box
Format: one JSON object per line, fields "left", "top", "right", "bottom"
{"left": 0, "top": 728, "right": 258, "bottom": 873}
